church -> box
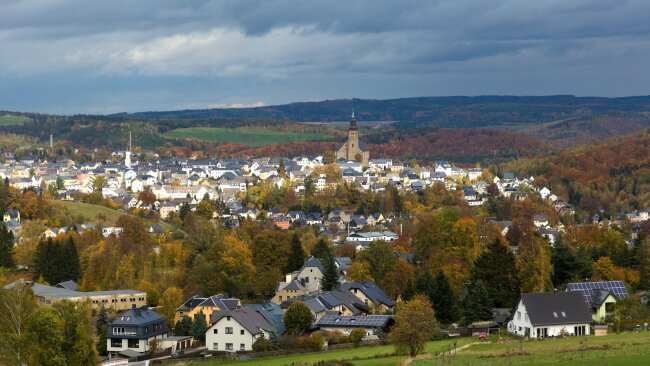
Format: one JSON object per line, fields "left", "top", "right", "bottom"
{"left": 336, "top": 111, "right": 369, "bottom": 165}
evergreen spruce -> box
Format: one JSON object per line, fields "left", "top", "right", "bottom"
{"left": 461, "top": 280, "right": 494, "bottom": 324}
{"left": 0, "top": 222, "right": 14, "bottom": 269}
{"left": 431, "top": 271, "right": 460, "bottom": 324}
{"left": 311, "top": 238, "right": 331, "bottom": 260}
{"left": 62, "top": 237, "right": 81, "bottom": 282}
{"left": 180, "top": 315, "right": 193, "bottom": 336}
{"left": 95, "top": 307, "right": 110, "bottom": 355}
{"left": 414, "top": 266, "right": 436, "bottom": 304}
{"left": 285, "top": 233, "right": 306, "bottom": 273}
{"left": 320, "top": 251, "right": 340, "bottom": 291}
{"left": 191, "top": 312, "right": 208, "bottom": 344}
{"left": 551, "top": 239, "right": 592, "bottom": 287}
{"left": 470, "top": 239, "right": 521, "bottom": 308}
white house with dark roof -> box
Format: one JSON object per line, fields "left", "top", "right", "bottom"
{"left": 508, "top": 292, "right": 592, "bottom": 339}
{"left": 206, "top": 308, "right": 279, "bottom": 352}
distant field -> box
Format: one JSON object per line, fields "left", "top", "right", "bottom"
{"left": 0, "top": 114, "right": 28, "bottom": 126}
{"left": 163, "top": 127, "right": 333, "bottom": 147}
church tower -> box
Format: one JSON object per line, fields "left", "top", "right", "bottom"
{"left": 336, "top": 110, "right": 369, "bottom": 165}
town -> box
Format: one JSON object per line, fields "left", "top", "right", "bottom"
{"left": 2, "top": 112, "right": 650, "bottom": 366}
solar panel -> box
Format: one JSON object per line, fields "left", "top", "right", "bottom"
{"left": 567, "top": 281, "right": 628, "bottom": 307}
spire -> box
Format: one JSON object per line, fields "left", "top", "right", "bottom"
{"left": 349, "top": 109, "right": 357, "bottom": 131}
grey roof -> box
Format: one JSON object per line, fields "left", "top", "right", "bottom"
{"left": 5, "top": 280, "right": 143, "bottom": 299}
{"left": 198, "top": 295, "right": 240, "bottom": 310}
{"left": 316, "top": 315, "right": 393, "bottom": 328}
{"left": 210, "top": 308, "right": 276, "bottom": 335}
{"left": 302, "top": 256, "right": 324, "bottom": 272}
{"left": 339, "top": 280, "right": 395, "bottom": 307}
{"left": 244, "top": 301, "right": 286, "bottom": 335}
{"left": 520, "top": 292, "right": 593, "bottom": 326}
{"left": 55, "top": 280, "right": 78, "bottom": 291}
{"left": 111, "top": 306, "right": 164, "bottom": 327}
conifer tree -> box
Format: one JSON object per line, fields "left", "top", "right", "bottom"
{"left": 62, "top": 237, "right": 81, "bottom": 282}
{"left": 431, "top": 271, "right": 459, "bottom": 324}
{"left": 320, "top": 251, "right": 340, "bottom": 291}
{"left": 95, "top": 307, "right": 110, "bottom": 355}
{"left": 191, "top": 312, "right": 208, "bottom": 344}
{"left": 0, "top": 222, "right": 14, "bottom": 269}
{"left": 285, "top": 233, "right": 306, "bottom": 273}
{"left": 461, "top": 280, "right": 494, "bottom": 324}
{"left": 311, "top": 238, "right": 331, "bottom": 260}
{"left": 471, "top": 239, "right": 520, "bottom": 308}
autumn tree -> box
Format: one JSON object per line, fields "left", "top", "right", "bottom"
{"left": 391, "top": 295, "right": 440, "bottom": 357}
{"left": 0, "top": 282, "right": 35, "bottom": 365}
{"left": 160, "top": 287, "right": 184, "bottom": 326}
{"left": 348, "top": 260, "right": 374, "bottom": 282}
{"left": 138, "top": 186, "right": 157, "bottom": 206}
{"left": 284, "top": 301, "right": 313, "bottom": 335}
{"left": 518, "top": 237, "right": 553, "bottom": 293}
{"left": 52, "top": 300, "right": 98, "bottom": 365}
{"left": 594, "top": 256, "right": 616, "bottom": 281}
{"left": 360, "top": 240, "right": 396, "bottom": 284}
{"left": 26, "top": 307, "right": 67, "bottom": 366}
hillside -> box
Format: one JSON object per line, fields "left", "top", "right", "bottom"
{"left": 498, "top": 129, "right": 650, "bottom": 214}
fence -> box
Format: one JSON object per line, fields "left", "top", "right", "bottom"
{"left": 153, "top": 340, "right": 384, "bottom": 365}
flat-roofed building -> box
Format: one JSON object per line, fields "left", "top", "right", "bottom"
{"left": 5, "top": 280, "right": 147, "bottom": 311}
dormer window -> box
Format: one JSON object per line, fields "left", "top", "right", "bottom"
{"left": 553, "top": 312, "right": 558, "bottom": 318}
{"left": 561, "top": 311, "right": 566, "bottom": 317}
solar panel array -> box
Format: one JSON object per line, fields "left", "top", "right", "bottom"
{"left": 566, "top": 281, "right": 628, "bottom": 306}
{"left": 317, "top": 315, "right": 392, "bottom": 327}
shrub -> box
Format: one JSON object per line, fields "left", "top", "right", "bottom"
{"left": 349, "top": 328, "right": 366, "bottom": 346}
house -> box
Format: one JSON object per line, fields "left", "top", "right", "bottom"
{"left": 508, "top": 292, "right": 592, "bottom": 338}
{"left": 533, "top": 214, "right": 549, "bottom": 228}
{"left": 107, "top": 305, "right": 169, "bottom": 357}
{"left": 316, "top": 315, "right": 393, "bottom": 339}
{"left": 566, "top": 281, "right": 628, "bottom": 322}
{"left": 3, "top": 209, "right": 20, "bottom": 223}
{"left": 206, "top": 308, "right": 280, "bottom": 352}
{"left": 174, "top": 294, "right": 241, "bottom": 325}
{"left": 273, "top": 256, "right": 325, "bottom": 302}
{"left": 303, "top": 289, "right": 370, "bottom": 320}
{"left": 339, "top": 280, "right": 395, "bottom": 313}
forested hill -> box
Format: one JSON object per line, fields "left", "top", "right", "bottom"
{"left": 123, "top": 95, "right": 650, "bottom": 127}
{"left": 497, "top": 128, "right": 650, "bottom": 215}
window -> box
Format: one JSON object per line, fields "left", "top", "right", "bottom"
{"left": 525, "top": 313, "right": 528, "bottom": 322}
{"left": 240, "top": 343, "right": 245, "bottom": 350}
{"left": 561, "top": 311, "right": 566, "bottom": 318}
{"left": 213, "top": 329, "right": 218, "bottom": 334}
{"left": 240, "top": 330, "right": 245, "bottom": 335}
{"left": 227, "top": 316, "right": 231, "bottom": 321}
{"left": 128, "top": 339, "right": 139, "bottom": 348}
{"left": 517, "top": 311, "right": 521, "bottom": 320}
{"left": 553, "top": 312, "right": 558, "bottom": 318}
{"left": 226, "top": 343, "right": 233, "bottom": 351}
{"left": 111, "top": 338, "right": 122, "bottom": 347}
{"left": 226, "top": 327, "right": 233, "bottom": 334}
{"left": 213, "top": 343, "right": 218, "bottom": 350}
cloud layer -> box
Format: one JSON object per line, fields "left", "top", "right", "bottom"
{"left": 1, "top": 0, "right": 649, "bottom": 113}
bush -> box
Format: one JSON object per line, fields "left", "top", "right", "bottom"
{"left": 252, "top": 335, "right": 275, "bottom": 352}
{"left": 349, "top": 328, "right": 366, "bottom": 346}
{"left": 321, "top": 330, "right": 349, "bottom": 345}
{"left": 309, "top": 333, "right": 325, "bottom": 351}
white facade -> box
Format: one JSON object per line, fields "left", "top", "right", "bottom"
{"left": 508, "top": 300, "right": 590, "bottom": 339}
{"left": 205, "top": 316, "right": 269, "bottom": 352}
{"left": 107, "top": 333, "right": 167, "bottom": 353}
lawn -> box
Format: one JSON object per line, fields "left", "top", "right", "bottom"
{"left": 0, "top": 114, "right": 28, "bottom": 125}
{"left": 163, "top": 127, "right": 333, "bottom": 147}
{"left": 163, "top": 338, "right": 473, "bottom": 366}
{"left": 61, "top": 201, "right": 174, "bottom": 230}
{"left": 413, "top": 331, "right": 650, "bottom": 366}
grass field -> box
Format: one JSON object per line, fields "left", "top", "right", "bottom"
{"left": 0, "top": 114, "right": 28, "bottom": 125}
{"left": 163, "top": 127, "right": 333, "bottom": 146}
{"left": 160, "top": 332, "right": 650, "bottom": 366}
{"left": 413, "top": 331, "right": 650, "bottom": 366}
{"left": 61, "top": 201, "right": 173, "bottom": 230}
{"left": 163, "top": 338, "right": 473, "bottom": 366}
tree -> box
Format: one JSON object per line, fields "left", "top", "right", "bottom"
{"left": 26, "top": 307, "right": 66, "bottom": 366}
{"left": 471, "top": 239, "right": 520, "bottom": 308}
{"left": 62, "top": 236, "right": 81, "bottom": 282}
{"left": 195, "top": 198, "right": 215, "bottom": 220}
{"left": 349, "top": 328, "right": 366, "bottom": 346}
{"left": 594, "top": 256, "right": 616, "bottom": 280}
{"left": 360, "top": 240, "right": 396, "bottom": 284}
{"left": 138, "top": 186, "right": 157, "bottom": 206}
{"left": 284, "top": 301, "right": 313, "bottom": 335}
{"left": 311, "top": 238, "right": 331, "bottom": 260}
{"left": 0, "top": 283, "right": 35, "bottom": 365}
{"left": 518, "top": 237, "right": 553, "bottom": 293}
{"left": 148, "top": 338, "right": 161, "bottom": 357}
{"left": 285, "top": 233, "right": 306, "bottom": 273}
{"left": 252, "top": 335, "right": 275, "bottom": 352}
{"left": 191, "top": 311, "right": 208, "bottom": 344}
{"left": 461, "top": 280, "right": 493, "bottom": 324}
{"left": 431, "top": 271, "right": 460, "bottom": 324}
{"left": 160, "top": 287, "right": 184, "bottom": 326}
{"left": 0, "top": 222, "right": 14, "bottom": 269}
{"left": 176, "top": 315, "right": 193, "bottom": 336}
{"left": 91, "top": 175, "right": 107, "bottom": 192}
{"left": 52, "top": 300, "right": 98, "bottom": 366}
{"left": 95, "top": 307, "right": 110, "bottom": 356}
{"left": 320, "top": 251, "right": 340, "bottom": 291}
{"left": 391, "top": 295, "right": 440, "bottom": 357}
{"left": 551, "top": 239, "right": 592, "bottom": 287}
{"left": 348, "top": 261, "right": 374, "bottom": 282}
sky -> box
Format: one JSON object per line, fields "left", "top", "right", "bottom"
{"left": 1, "top": 0, "right": 649, "bottom": 114}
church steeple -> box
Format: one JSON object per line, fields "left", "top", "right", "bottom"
{"left": 349, "top": 109, "right": 357, "bottom": 131}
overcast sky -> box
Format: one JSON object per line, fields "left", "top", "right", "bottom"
{"left": 1, "top": 0, "right": 649, "bottom": 114}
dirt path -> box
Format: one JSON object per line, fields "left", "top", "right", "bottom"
{"left": 399, "top": 342, "right": 481, "bottom": 366}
